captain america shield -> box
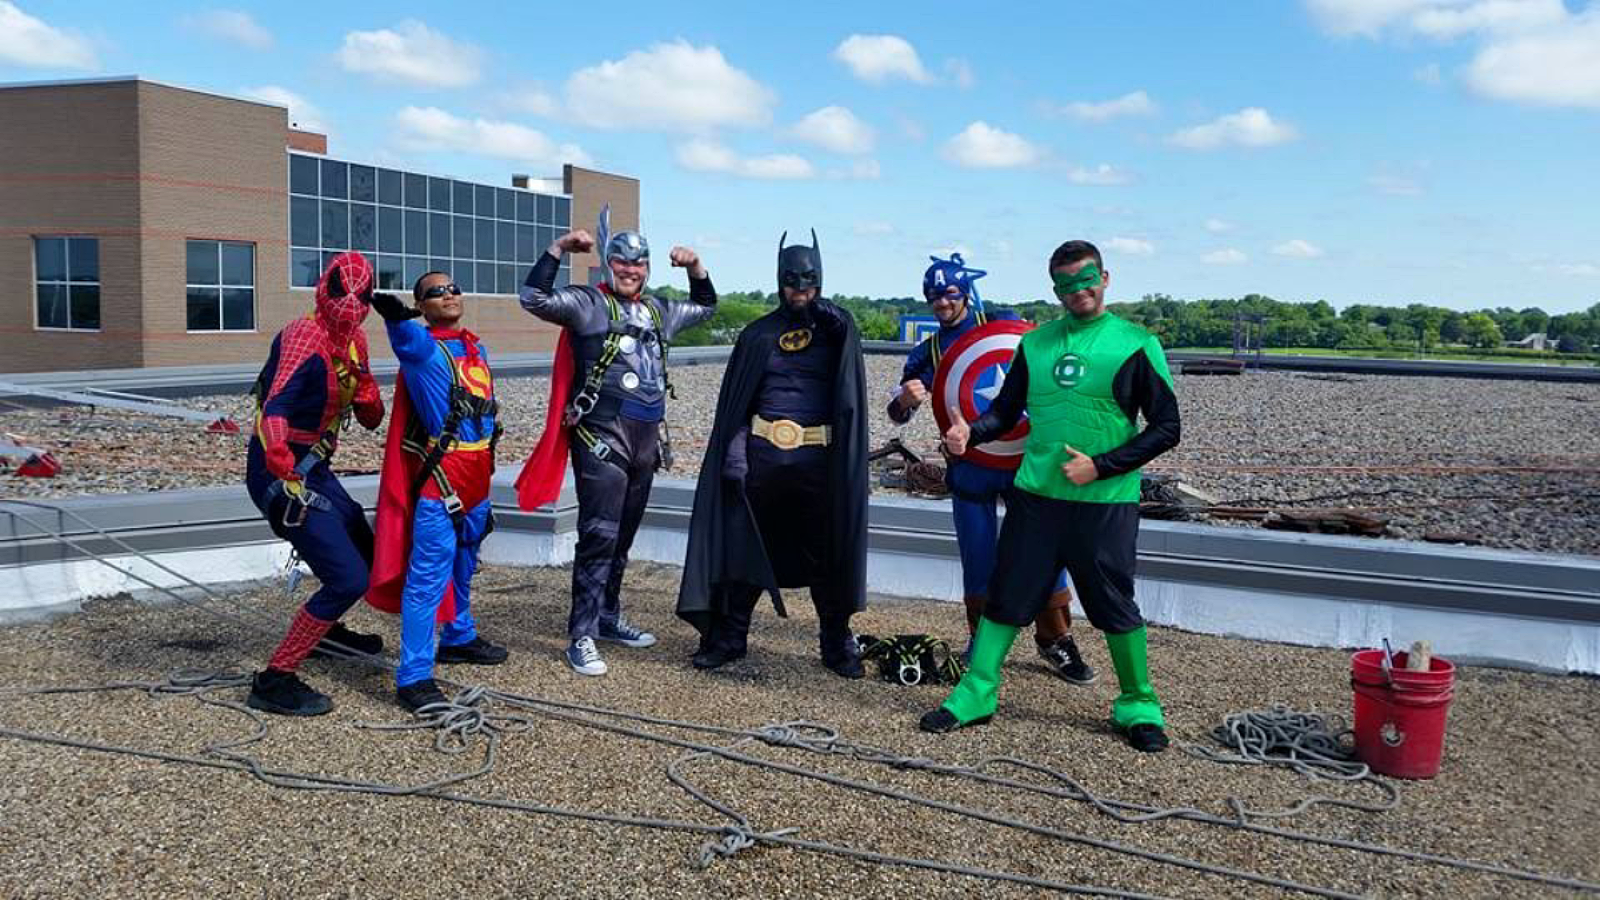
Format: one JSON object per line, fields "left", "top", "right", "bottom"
{"left": 932, "top": 319, "right": 1033, "bottom": 470}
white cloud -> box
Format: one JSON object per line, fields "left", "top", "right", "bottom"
{"left": 565, "top": 41, "right": 775, "bottom": 131}
{"left": 1205, "top": 218, "right": 1235, "bottom": 233}
{"left": 1067, "top": 163, "right": 1134, "bottom": 185}
{"left": 0, "top": 2, "right": 96, "bottom": 69}
{"left": 791, "top": 106, "right": 875, "bottom": 154}
{"left": 1107, "top": 237, "right": 1156, "bottom": 257}
{"left": 943, "top": 121, "right": 1045, "bottom": 169}
{"left": 1551, "top": 262, "right": 1600, "bottom": 276}
{"left": 501, "top": 83, "right": 559, "bottom": 117}
{"left": 240, "top": 86, "right": 327, "bottom": 132}
{"left": 1307, "top": 1, "right": 1600, "bottom": 109}
{"left": 1055, "top": 90, "right": 1157, "bottom": 121}
{"left": 182, "top": 9, "right": 273, "bottom": 50}
{"left": 841, "top": 158, "right": 882, "bottom": 179}
{"left": 945, "top": 57, "right": 975, "bottom": 88}
{"left": 1464, "top": 12, "right": 1600, "bottom": 109}
{"left": 833, "top": 34, "right": 933, "bottom": 84}
{"left": 1369, "top": 173, "right": 1424, "bottom": 195}
{"left": 675, "top": 138, "right": 814, "bottom": 179}
{"left": 1273, "top": 238, "right": 1326, "bottom": 258}
{"left": 1203, "top": 248, "right": 1249, "bottom": 265}
{"left": 853, "top": 222, "right": 896, "bottom": 236}
{"left": 396, "top": 106, "right": 591, "bottom": 168}
{"left": 1306, "top": 0, "right": 1567, "bottom": 38}
{"left": 1411, "top": 0, "right": 1566, "bottom": 38}
{"left": 337, "top": 21, "right": 482, "bottom": 88}
{"left": 1415, "top": 62, "right": 1445, "bottom": 84}
{"left": 1170, "top": 108, "right": 1299, "bottom": 149}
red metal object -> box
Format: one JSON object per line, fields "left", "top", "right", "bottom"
{"left": 932, "top": 319, "right": 1033, "bottom": 471}
{"left": 207, "top": 417, "right": 241, "bottom": 434}
{"left": 17, "top": 452, "right": 62, "bottom": 478}
{"left": 1351, "top": 648, "right": 1456, "bottom": 779}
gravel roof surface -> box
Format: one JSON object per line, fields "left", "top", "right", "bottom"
{"left": 2, "top": 563, "right": 1596, "bottom": 899}
{"left": 3, "top": 358, "right": 1598, "bottom": 555}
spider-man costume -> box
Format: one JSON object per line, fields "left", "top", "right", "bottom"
{"left": 244, "top": 252, "right": 385, "bottom": 715}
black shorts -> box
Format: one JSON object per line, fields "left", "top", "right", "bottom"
{"left": 988, "top": 490, "right": 1143, "bottom": 635}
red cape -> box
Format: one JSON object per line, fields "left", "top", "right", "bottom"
{"left": 367, "top": 373, "right": 456, "bottom": 621}
{"left": 514, "top": 328, "right": 575, "bottom": 511}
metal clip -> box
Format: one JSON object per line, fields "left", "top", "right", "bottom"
{"left": 898, "top": 660, "right": 924, "bottom": 686}
{"left": 658, "top": 421, "right": 675, "bottom": 471}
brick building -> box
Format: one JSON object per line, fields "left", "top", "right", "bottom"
{"left": 0, "top": 77, "right": 640, "bottom": 373}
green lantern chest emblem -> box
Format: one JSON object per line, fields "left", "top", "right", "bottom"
{"left": 1052, "top": 352, "right": 1086, "bottom": 389}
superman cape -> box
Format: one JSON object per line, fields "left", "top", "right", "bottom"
{"left": 367, "top": 373, "right": 457, "bottom": 622}
{"left": 514, "top": 328, "right": 575, "bottom": 511}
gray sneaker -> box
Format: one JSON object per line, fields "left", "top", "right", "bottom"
{"left": 597, "top": 617, "right": 658, "bottom": 648}
{"left": 1039, "top": 636, "right": 1097, "bottom": 685}
{"left": 566, "top": 636, "right": 607, "bottom": 676}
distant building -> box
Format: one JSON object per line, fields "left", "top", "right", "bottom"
{"left": 0, "top": 77, "right": 640, "bottom": 373}
{"left": 1506, "top": 332, "right": 1549, "bottom": 351}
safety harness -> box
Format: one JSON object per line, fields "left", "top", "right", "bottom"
{"left": 922, "top": 307, "right": 988, "bottom": 371}
{"left": 566, "top": 290, "right": 677, "bottom": 471}
{"left": 857, "top": 634, "right": 966, "bottom": 687}
{"left": 399, "top": 340, "right": 501, "bottom": 520}
{"left": 249, "top": 339, "right": 364, "bottom": 528}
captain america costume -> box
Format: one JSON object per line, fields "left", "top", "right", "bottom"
{"left": 889, "top": 260, "right": 1081, "bottom": 670}
{"left": 243, "top": 251, "right": 386, "bottom": 716}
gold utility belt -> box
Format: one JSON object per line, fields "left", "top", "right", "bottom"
{"left": 751, "top": 415, "right": 831, "bottom": 450}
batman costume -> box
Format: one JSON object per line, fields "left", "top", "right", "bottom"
{"left": 676, "top": 232, "right": 870, "bottom": 678}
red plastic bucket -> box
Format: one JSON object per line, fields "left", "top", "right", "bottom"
{"left": 1350, "top": 649, "right": 1456, "bottom": 779}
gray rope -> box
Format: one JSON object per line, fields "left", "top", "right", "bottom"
{"left": 4, "top": 498, "right": 1598, "bottom": 895}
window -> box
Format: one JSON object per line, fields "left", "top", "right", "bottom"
{"left": 35, "top": 237, "right": 99, "bottom": 331}
{"left": 186, "top": 240, "right": 255, "bottom": 332}
{"left": 287, "top": 151, "right": 570, "bottom": 296}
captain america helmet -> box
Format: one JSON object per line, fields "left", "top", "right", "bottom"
{"left": 923, "top": 259, "right": 971, "bottom": 300}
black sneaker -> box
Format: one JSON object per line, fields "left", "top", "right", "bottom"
{"left": 246, "top": 669, "right": 332, "bottom": 717}
{"left": 918, "top": 708, "right": 991, "bottom": 734}
{"left": 820, "top": 632, "right": 865, "bottom": 679}
{"left": 1123, "top": 723, "right": 1170, "bottom": 753}
{"left": 436, "top": 636, "right": 509, "bottom": 665}
{"left": 397, "top": 679, "right": 449, "bottom": 713}
{"left": 691, "top": 645, "right": 747, "bottom": 670}
{"left": 1038, "top": 636, "right": 1098, "bottom": 685}
{"left": 311, "top": 622, "right": 384, "bottom": 660}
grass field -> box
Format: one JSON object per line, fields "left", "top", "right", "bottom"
{"left": 1170, "top": 346, "right": 1600, "bottom": 366}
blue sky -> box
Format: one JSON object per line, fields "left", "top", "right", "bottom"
{"left": 3, "top": 1, "right": 1598, "bottom": 312}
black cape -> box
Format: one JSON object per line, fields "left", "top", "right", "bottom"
{"left": 675, "top": 304, "right": 869, "bottom": 633}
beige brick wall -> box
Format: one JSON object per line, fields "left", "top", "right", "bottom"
{"left": 565, "top": 165, "right": 640, "bottom": 287}
{"left": 0, "top": 81, "right": 143, "bottom": 372}
{"left": 135, "top": 81, "right": 291, "bottom": 369}
{"left": 0, "top": 80, "right": 642, "bottom": 373}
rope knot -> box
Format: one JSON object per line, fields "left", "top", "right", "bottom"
{"left": 695, "top": 827, "right": 757, "bottom": 868}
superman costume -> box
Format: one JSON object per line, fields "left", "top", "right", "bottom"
{"left": 244, "top": 251, "right": 386, "bottom": 717}
{"left": 367, "top": 280, "right": 507, "bottom": 704}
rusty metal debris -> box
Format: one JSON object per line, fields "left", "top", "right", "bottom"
{"left": 0, "top": 381, "right": 240, "bottom": 433}
{"left": 1181, "top": 358, "right": 1246, "bottom": 376}
{"left": 1263, "top": 508, "right": 1389, "bottom": 537}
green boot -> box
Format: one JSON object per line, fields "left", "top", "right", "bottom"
{"left": 920, "top": 617, "right": 1019, "bottom": 733}
{"left": 1103, "top": 626, "right": 1166, "bottom": 732}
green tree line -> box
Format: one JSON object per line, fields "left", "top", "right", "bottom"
{"left": 653, "top": 284, "right": 1600, "bottom": 356}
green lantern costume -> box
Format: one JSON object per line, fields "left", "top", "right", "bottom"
{"left": 922, "top": 303, "right": 1181, "bottom": 749}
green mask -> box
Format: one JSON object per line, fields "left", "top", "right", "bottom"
{"left": 1052, "top": 263, "right": 1102, "bottom": 297}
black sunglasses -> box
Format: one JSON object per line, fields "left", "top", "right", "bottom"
{"left": 421, "top": 283, "right": 462, "bottom": 300}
